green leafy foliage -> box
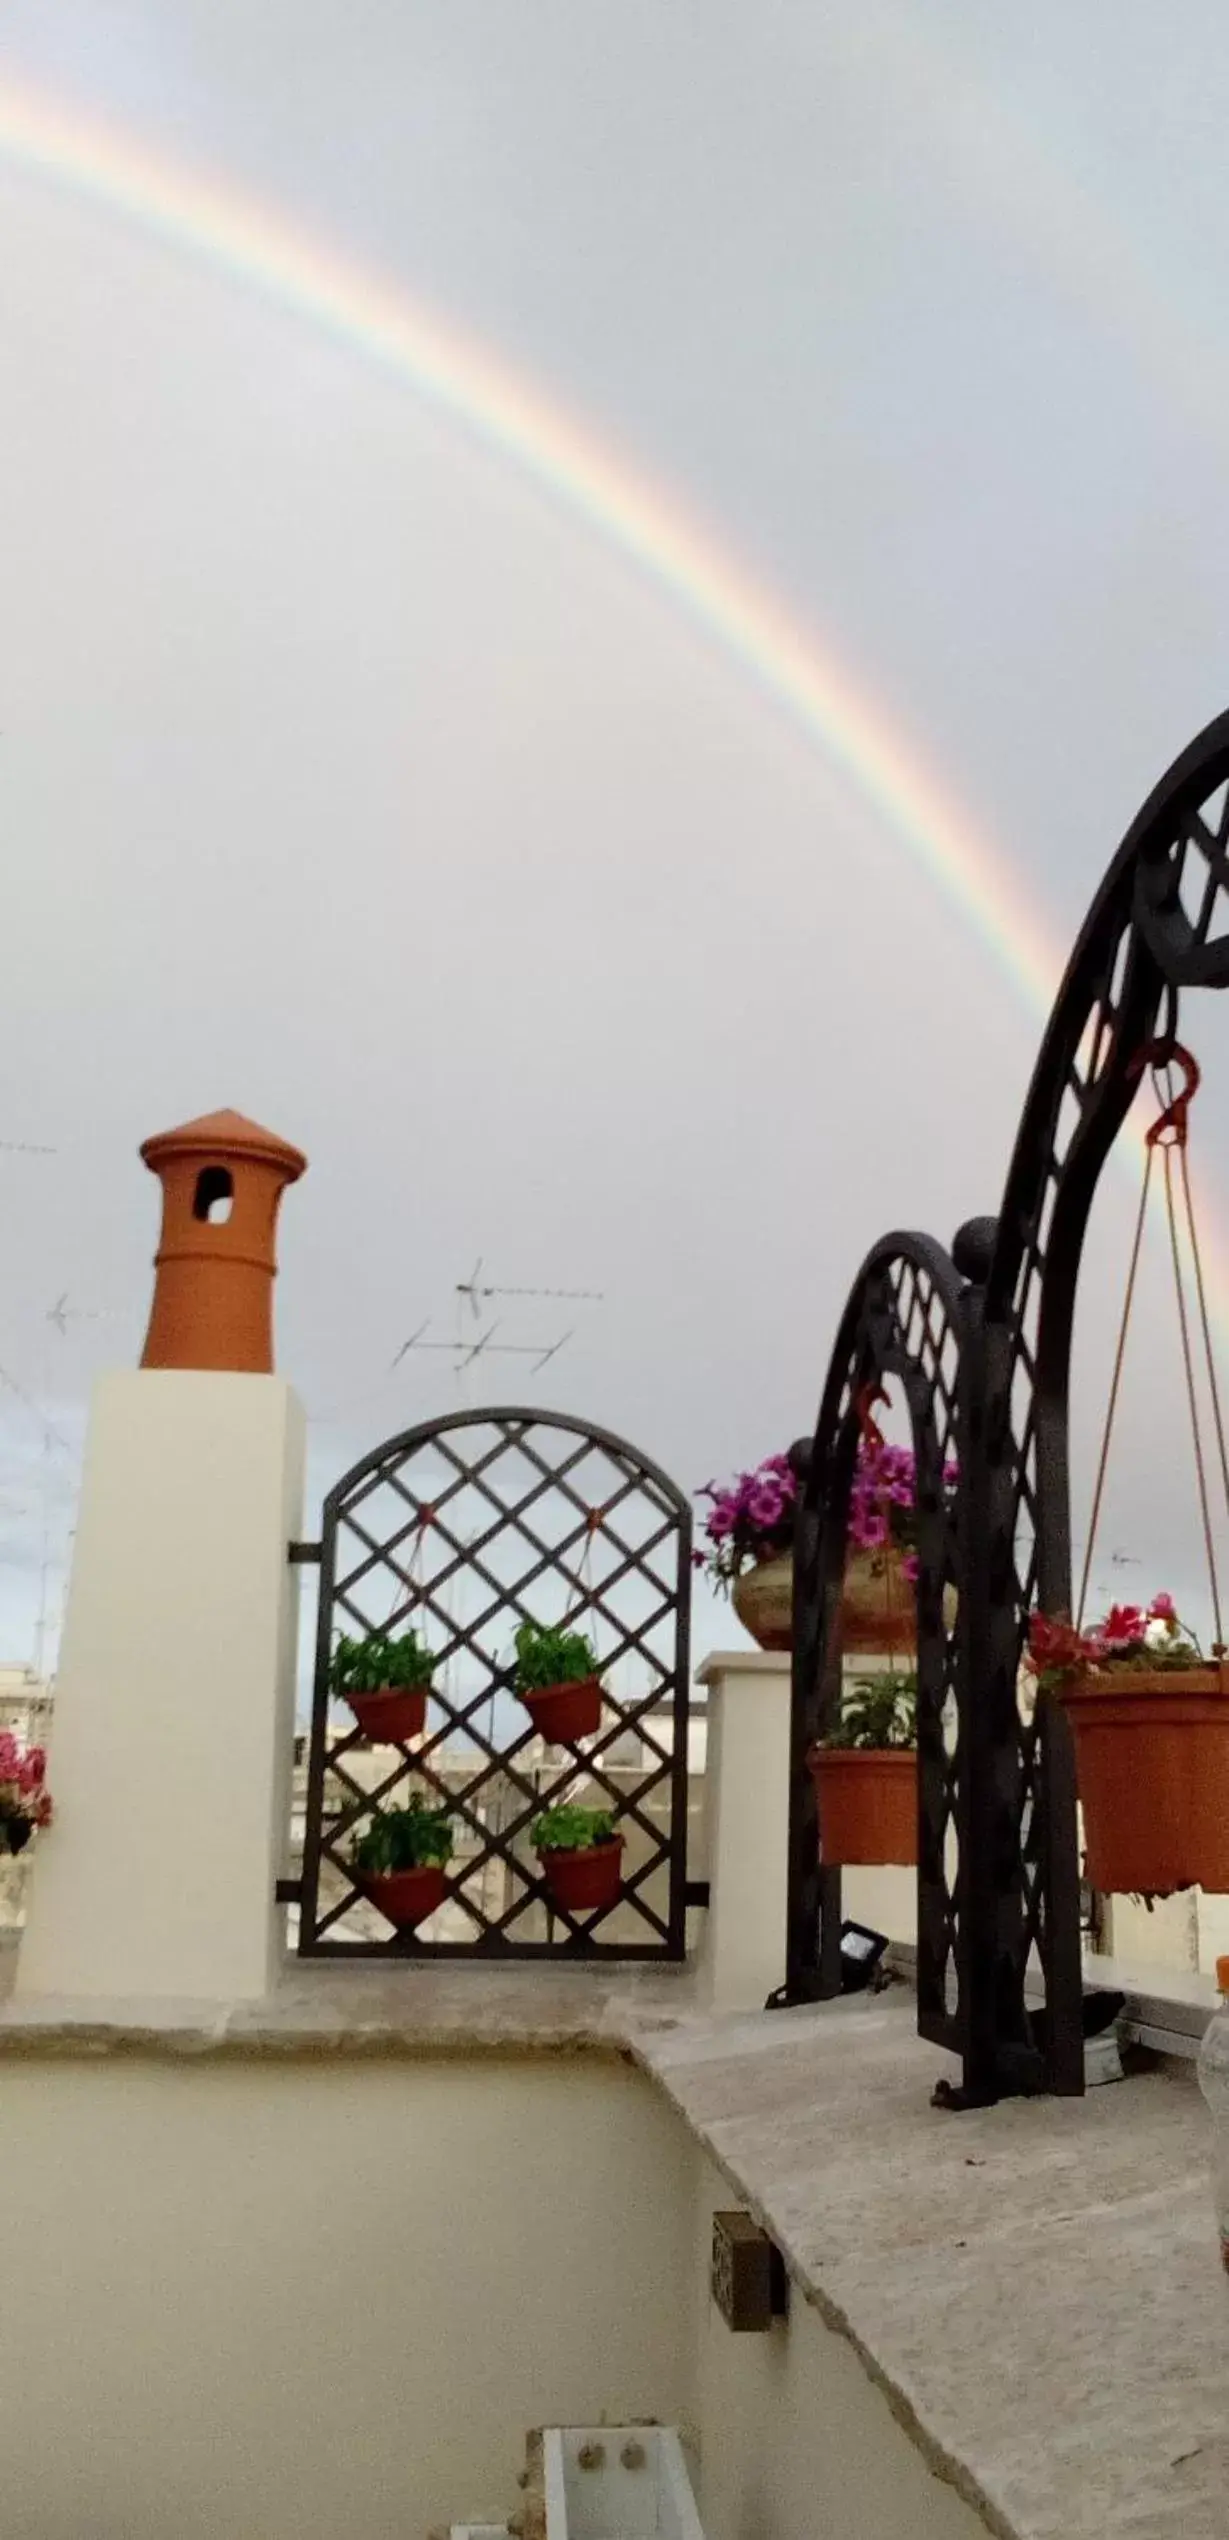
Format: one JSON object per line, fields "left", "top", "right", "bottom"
{"left": 531, "top": 1803, "right": 617, "bottom": 1855}
{"left": 351, "top": 1794, "right": 454, "bottom": 1873}
{"left": 514, "top": 1620, "right": 598, "bottom": 1693}
{"left": 824, "top": 1670, "right": 917, "bottom": 1752}
{"left": 329, "top": 1630, "right": 435, "bottom": 1695}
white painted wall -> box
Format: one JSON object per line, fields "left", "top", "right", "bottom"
{"left": 0, "top": 2048, "right": 998, "bottom": 2540}
{"left": 686, "top": 2151, "right": 988, "bottom": 2540}
{"left": 18, "top": 1371, "right": 304, "bottom": 2000}
{"left": 0, "top": 2055, "right": 693, "bottom": 2539}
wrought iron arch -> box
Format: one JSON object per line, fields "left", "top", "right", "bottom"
{"left": 785, "top": 1232, "right": 977, "bottom": 2063}
{"left": 976, "top": 709, "right": 1229, "bottom": 2092}
{"left": 296, "top": 1405, "right": 693, "bottom": 1959}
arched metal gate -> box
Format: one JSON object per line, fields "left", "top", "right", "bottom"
{"left": 788, "top": 709, "right": 1229, "bottom": 2101}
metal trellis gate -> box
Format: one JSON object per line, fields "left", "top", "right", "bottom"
{"left": 786, "top": 708, "right": 1229, "bottom": 2102}
{"left": 294, "top": 1407, "right": 695, "bottom": 1958}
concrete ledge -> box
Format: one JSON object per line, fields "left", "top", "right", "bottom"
{"left": 0, "top": 1958, "right": 695, "bottom": 2060}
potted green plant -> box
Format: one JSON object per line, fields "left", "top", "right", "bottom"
{"left": 531, "top": 1803, "right": 623, "bottom": 1914}
{"left": 329, "top": 1629, "right": 435, "bottom": 1744}
{"left": 807, "top": 1669, "right": 917, "bottom": 1866}
{"left": 349, "top": 1794, "right": 454, "bottom": 1930}
{"left": 1028, "top": 1594, "right": 1229, "bottom": 1897}
{"left": 514, "top": 1620, "right": 602, "bottom": 1743}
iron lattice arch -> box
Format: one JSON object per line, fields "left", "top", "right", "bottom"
{"left": 975, "top": 710, "right": 1229, "bottom": 2092}
{"left": 298, "top": 1408, "right": 693, "bottom": 1959}
{"left": 787, "top": 1234, "right": 967, "bottom": 2054}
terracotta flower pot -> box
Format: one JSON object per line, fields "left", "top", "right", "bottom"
{"left": 520, "top": 1676, "right": 602, "bottom": 1743}
{"left": 732, "top": 1553, "right": 794, "bottom": 1650}
{"left": 808, "top": 1746, "right": 917, "bottom": 1867}
{"left": 355, "top": 1862, "right": 449, "bottom": 1929}
{"left": 839, "top": 1546, "right": 916, "bottom": 1658}
{"left": 1058, "top": 1666, "right": 1229, "bottom": 1896}
{"left": 346, "top": 1685, "right": 428, "bottom": 1744}
{"left": 538, "top": 1835, "right": 624, "bottom": 1915}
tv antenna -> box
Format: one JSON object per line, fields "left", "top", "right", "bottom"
{"left": 455, "top": 1258, "right": 603, "bottom": 1325}
{"left": 46, "top": 1293, "right": 117, "bottom": 1338}
{"left": 391, "top": 1320, "right": 573, "bottom": 1378}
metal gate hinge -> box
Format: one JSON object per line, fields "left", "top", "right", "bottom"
{"left": 288, "top": 1541, "right": 322, "bottom": 1565}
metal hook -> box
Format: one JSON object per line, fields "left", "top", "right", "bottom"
{"left": 854, "top": 1382, "right": 887, "bottom": 1447}
{"left": 1143, "top": 1038, "right": 1200, "bottom": 1149}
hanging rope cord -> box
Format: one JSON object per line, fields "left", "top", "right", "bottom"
{"left": 1077, "top": 1042, "right": 1229, "bottom": 1675}
{"left": 564, "top": 1509, "right": 604, "bottom": 1636}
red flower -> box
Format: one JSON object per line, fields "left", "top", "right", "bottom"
{"left": 1027, "top": 1611, "right": 1093, "bottom": 1675}
{"left": 1150, "top": 1592, "right": 1177, "bottom": 1623}
{"left": 1101, "top": 1603, "right": 1145, "bottom": 1651}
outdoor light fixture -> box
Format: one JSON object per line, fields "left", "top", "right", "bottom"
{"left": 839, "top": 1920, "right": 889, "bottom": 1992}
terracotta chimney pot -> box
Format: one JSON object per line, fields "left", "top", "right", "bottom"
{"left": 138, "top": 1108, "right": 306, "bottom": 1374}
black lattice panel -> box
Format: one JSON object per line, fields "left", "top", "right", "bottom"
{"left": 298, "top": 1410, "right": 692, "bottom": 1958}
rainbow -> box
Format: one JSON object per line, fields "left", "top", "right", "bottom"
{"left": 5, "top": 63, "right": 1229, "bottom": 1371}
{"left": 0, "top": 67, "right": 1067, "bottom": 1019}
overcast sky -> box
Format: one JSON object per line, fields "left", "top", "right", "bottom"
{"left": 5, "top": 2, "right": 1229, "bottom": 1664}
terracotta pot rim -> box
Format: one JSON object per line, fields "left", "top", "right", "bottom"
{"left": 535, "top": 1834, "right": 624, "bottom": 1862}
{"left": 354, "top": 1861, "right": 451, "bottom": 1884}
{"left": 1059, "top": 1665, "right": 1229, "bottom": 1703}
{"left": 346, "top": 1682, "right": 432, "bottom": 1704}
{"left": 808, "top": 1744, "right": 916, "bottom": 1770}
{"left": 518, "top": 1673, "right": 602, "bottom": 1705}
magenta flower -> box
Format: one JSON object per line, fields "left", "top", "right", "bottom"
{"left": 694, "top": 1451, "right": 798, "bottom": 1590}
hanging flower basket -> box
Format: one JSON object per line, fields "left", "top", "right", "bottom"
{"left": 808, "top": 1747, "right": 917, "bottom": 1867}
{"left": 1043, "top": 1044, "right": 1229, "bottom": 1896}
{"left": 696, "top": 1432, "right": 955, "bottom": 1658}
{"left": 807, "top": 1669, "right": 917, "bottom": 1867}
{"left": 533, "top": 1806, "right": 624, "bottom": 1915}
{"left": 839, "top": 1544, "right": 917, "bottom": 1658}
{"left": 349, "top": 1795, "right": 453, "bottom": 1931}
{"left": 329, "top": 1630, "right": 434, "bottom": 1745}
{"left": 347, "top": 1687, "right": 428, "bottom": 1743}
{"left": 1031, "top": 1601, "right": 1229, "bottom": 1897}
{"left": 1060, "top": 1667, "right": 1229, "bottom": 1897}
{"left": 731, "top": 1553, "right": 793, "bottom": 1652}
{"left": 355, "top": 1862, "right": 450, "bottom": 1930}
{"left": 515, "top": 1622, "right": 603, "bottom": 1743}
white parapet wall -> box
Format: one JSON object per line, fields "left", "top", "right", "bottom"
{"left": 0, "top": 2043, "right": 994, "bottom": 2540}
{"left": 695, "top": 1652, "right": 791, "bottom": 2012}
{"left": 18, "top": 1369, "right": 304, "bottom": 2001}
{"left": 0, "top": 2054, "right": 695, "bottom": 2539}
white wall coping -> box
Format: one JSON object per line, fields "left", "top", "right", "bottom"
{"left": 695, "top": 1649, "right": 790, "bottom": 1683}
